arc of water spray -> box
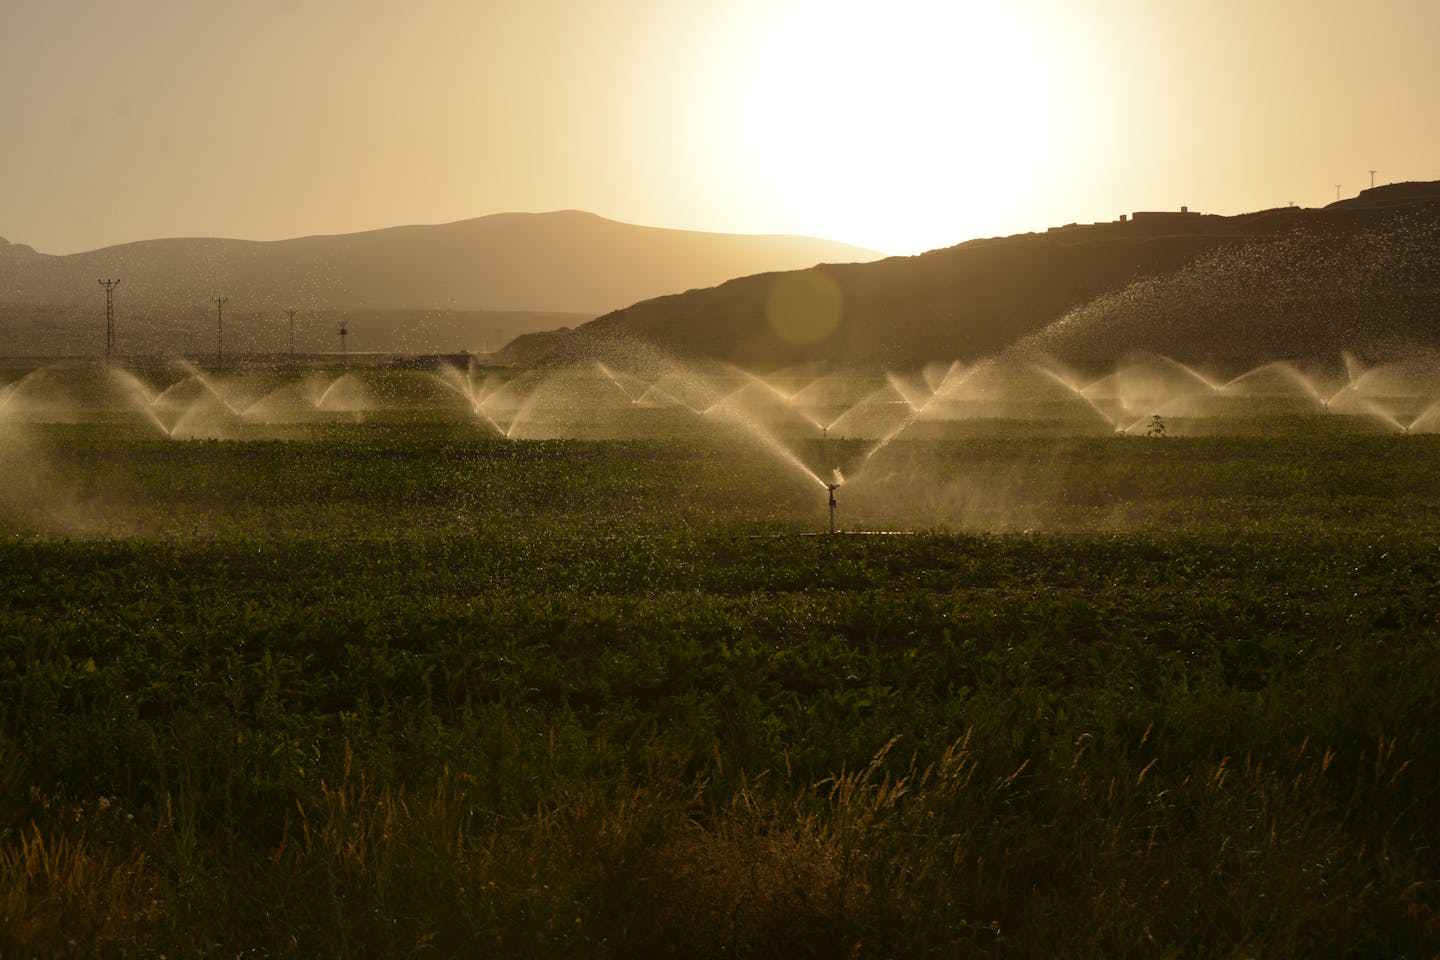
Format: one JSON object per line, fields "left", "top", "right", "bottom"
{"left": 594, "top": 361, "right": 645, "bottom": 403}
{"left": 8, "top": 368, "right": 54, "bottom": 394}
{"left": 884, "top": 371, "right": 932, "bottom": 412}
{"left": 723, "top": 363, "right": 810, "bottom": 401}
{"left": 699, "top": 382, "right": 757, "bottom": 416}
{"left": 312, "top": 375, "right": 346, "bottom": 410}
{"left": 1099, "top": 354, "right": 1225, "bottom": 434}
{"left": 634, "top": 382, "right": 687, "bottom": 409}
{"left": 479, "top": 372, "right": 550, "bottom": 439}
{"left": 134, "top": 405, "right": 176, "bottom": 437}
{"left": 149, "top": 379, "right": 196, "bottom": 408}
{"left": 1355, "top": 397, "right": 1408, "bottom": 433}
{"left": 430, "top": 365, "right": 509, "bottom": 433}
{"left": 1030, "top": 364, "right": 1118, "bottom": 428}
{"left": 175, "top": 360, "right": 245, "bottom": 416}
{"left": 1123, "top": 353, "right": 1223, "bottom": 395}
{"left": 1108, "top": 356, "right": 1404, "bottom": 434}
{"left": 1406, "top": 397, "right": 1440, "bottom": 434}
{"left": 1290, "top": 364, "right": 1409, "bottom": 432}
{"left": 0, "top": 367, "right": 59, "bottom": 413}
{"left": 701, "top": 402, "right": 828, "bottom": 489}
{"left": 820, "top": 380, "right": 918, "bottom": 438}
{"left": 921, "top": 359, "right": 966, "bottom": 394}
{"left": 312, "top": 373, "right": 372, "bottom": 412}
{"left": 786, "top": 372, "right": 859, "bottom": 415}
{"left": 430, "top": 367, "right": 473, "bottom": 404}
{"left": 501, "top": 390, "right": 540, "bottom": 439}
{"left": 1341, "top": 351, "right": 1367, "bottom": 385}
{"left": 1217, "top": 361, "right": 1328, "bottom": 405}
{"left": 100, "top": 367, "right": 181, "bottom": 437}
{"left": 854, "top": 359, "right": 989, "bottom": 467}
{"left": 239, "top": 378, "right": 316, "bottom": 420}
{"left": 471, "top": 405, "right": 505, "bottom": 435}
{"left": 0, "top": 365, "right": 79, "bottom": 417}
{"left": 710, "top": 364, "right": 826, "bottom": 433}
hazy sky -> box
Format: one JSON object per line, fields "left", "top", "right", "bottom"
{"left": 4, "top": 0, "right": 1438, "bottom": 256}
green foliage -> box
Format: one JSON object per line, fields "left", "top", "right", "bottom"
{"left": 1, "top": 425, "right": 1438, "bottom": 956}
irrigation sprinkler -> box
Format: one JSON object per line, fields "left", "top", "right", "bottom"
{"left": 338, "top": 321, "right": 349, "bottom": 356}
{"left": 827, "top": 482, "right": 838, "bottom": 534}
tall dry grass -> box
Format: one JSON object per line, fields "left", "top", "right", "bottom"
{"left": 4, "top": 730, "right": 1434, "bottom": 957}
{"left": 0, "top": 824, "right": 160, "bottom": 954}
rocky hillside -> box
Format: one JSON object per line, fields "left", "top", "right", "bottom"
{"left": 503, "top": 191, "right": 1440, "bottom": 368}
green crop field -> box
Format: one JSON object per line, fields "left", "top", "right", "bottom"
{"left": 2, "top": 414, "right": 1439, "bottom": 956}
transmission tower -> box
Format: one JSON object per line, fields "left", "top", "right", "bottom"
{"left": 287, "top": 309, "right": 297, "bottom": 357}
{"left": 98, "top": 278, "right": 121, "bottom": 360}
{"left": 214, "top": 297, "right": 229, "bottom": 366}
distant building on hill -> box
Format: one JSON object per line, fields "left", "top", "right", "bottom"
{"left": 1044, "top": 206, "right": 1209, "bottom": 238}
{"left": 1130, "top": 206, "right": 1202, "bottom": 228}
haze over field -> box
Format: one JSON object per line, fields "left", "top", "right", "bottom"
{"left": 0, "top": 211, "right": 876, "bottom": 315}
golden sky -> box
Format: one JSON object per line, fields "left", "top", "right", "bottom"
{"left": 4, "top": 0, "right": 1438, "bottom": 256}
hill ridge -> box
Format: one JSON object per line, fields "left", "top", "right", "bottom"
{"left": 15, "top": 209, "right": 883, "bottom": 259}
{"left": 0, "top": 211, "right": 879, "bottom": 317}
{"left": 502, "top": 186, "right": 1440, "bottom": 368}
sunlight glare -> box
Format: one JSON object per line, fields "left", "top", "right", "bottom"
{"left": 734, "top": 0, "right": 1068, "bottom": 253}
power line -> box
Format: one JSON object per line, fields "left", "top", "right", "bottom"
{"left": 214, "top": 297, "right": 229, "bottom": 367}
{"left": 98, "top": 279, "right": 121, "bottom": 360}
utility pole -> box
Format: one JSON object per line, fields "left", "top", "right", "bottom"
{"left": 287, "top": 309, "right": 297, "bottom": 357}
{"left": 214, "top": 297, "right": 229, "bottom": 367}
{"left": 98, "top": 278, "right": 121, "bottom": 360}
{"left": 1369, "top": 169, "right": 1378, "bottom": 189}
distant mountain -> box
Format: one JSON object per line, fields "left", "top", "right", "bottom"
{"left": 0, "top": 212, "right": 879, "bottom": 318}
{"left": 504, "top": 188, "right": 1440, "bottom": 369}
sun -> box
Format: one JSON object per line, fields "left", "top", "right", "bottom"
{"left": 729, "top": 0, "right": 1070, "bottom": 254}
